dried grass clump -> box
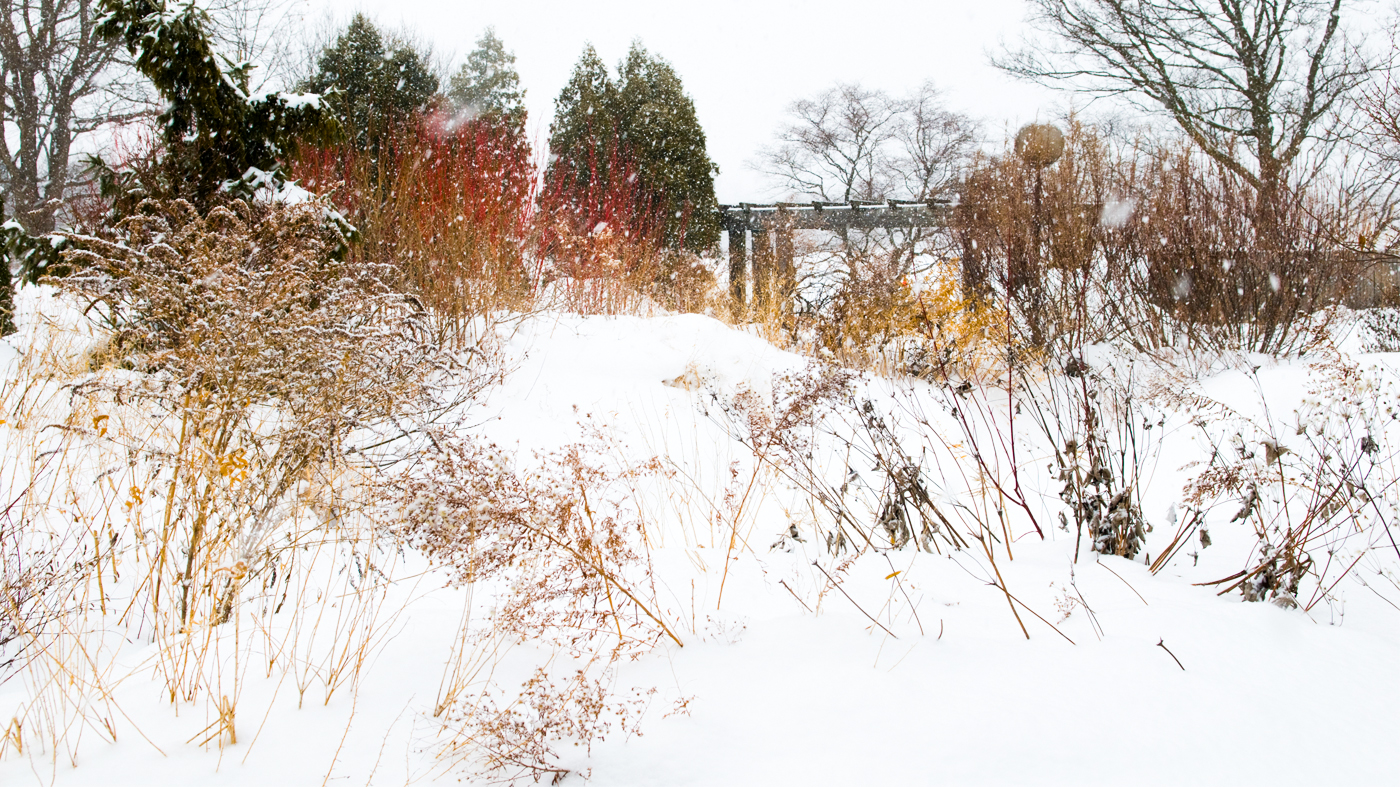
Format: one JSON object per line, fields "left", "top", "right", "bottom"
{"left": 1152, "top": 343, "right": 1400, "bottom": 608}
{"left": 813, "top": 252, "right": 923, "bottom": 367}
{"left": 49, "top": 195, "right": 454, "bottom": 680}
{"left": 0, "top": 470, "right": 87, "bottom": 688}
{"left": 0, "top": 194, "right": 477, "bottom": 765}
{"left": 384, "top": 431, "right": 681, "bottom": 781}
{"left": 905, "top": 266, "right": 1011, "bottom": 381}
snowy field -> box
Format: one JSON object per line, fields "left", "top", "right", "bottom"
{"left": 3, "top": 287, "right": 1398, "bottom": 786}
{"left": 1, "top": 0, "right": 1395, "bottom": 782}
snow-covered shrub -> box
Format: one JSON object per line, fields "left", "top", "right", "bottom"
{"left": 1359, "top": 307, "right": 1400, "bottom": 352}
{"left": 56, "top": 196, "right": 449, "bottom": 626}
{"left": 0, "top": 196, "right": 478, "bottom": 759}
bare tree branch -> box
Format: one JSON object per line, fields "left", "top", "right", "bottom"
{"left": 1, "top": 0, "right": 140, "bottom": 234}
{"left": 996, "top": 0, "right": 1371, "bottom": 198}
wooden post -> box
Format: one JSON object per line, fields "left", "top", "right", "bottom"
{"left": 752, "top": 222, "right": 773, "bottom": 312}
{"left": 775, "top": 207, "right": 795, "bottom": 309}
{"left": 727, "top": 212, "right": 748, "bottom": 312}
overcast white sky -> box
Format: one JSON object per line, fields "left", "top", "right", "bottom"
{"left": 307, "top": 0, "right": 1066, "bottom": 202}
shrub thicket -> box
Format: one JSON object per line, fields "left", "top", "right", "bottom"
{"left": 953, "top": 121, "right": 1360, "bottom": 357}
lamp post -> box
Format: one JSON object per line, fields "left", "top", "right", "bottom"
{"left": 1013, "top": 123, "right": 1065, "bottom": 348}
{"left": 1014, "top": 123, "right": 1065, "bottom": 270}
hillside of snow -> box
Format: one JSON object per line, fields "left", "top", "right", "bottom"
{"left": 3, "top": 290, "right": 1399, "bottom": 786}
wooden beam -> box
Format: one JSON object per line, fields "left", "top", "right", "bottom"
{"left": 720, "top": 200, "right": 952, "bottom": 232}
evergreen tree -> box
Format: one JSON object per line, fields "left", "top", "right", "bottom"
{"left": 98, "top": 0, "right": 341, "bottom": 207}
{"left": 446, "top": 28, "right": 526, "bottom": 128}
{"left": 1, "top": 0, "right": 344, "bottom": 324}
{"left": 546, "top": 43, "right": 719, "bottom": 252}
{"left": 0, "top": 203, "right": 13, "bottom": 334}
{"left": 305, "top": 14, "right": 439, "bottom": 150}
{"left": 615, "top": 43, "right": 719, "bottom": 251}
{"left": 546, "top": 45, "right": 618, "bottom": 200}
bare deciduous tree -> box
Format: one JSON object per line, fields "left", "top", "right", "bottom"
{"left": 763, "top": 82, "right": 901, "bottom": 203}
{"left": 203, "top": 0, "right": 307, "bottom": 92}
{"left": 997, "top": 0, "right": 1370, "bottom": 206}
{"left": 0, "top": 0, "right": 324, "bottom": 239}
{"left": 758, "top": 81, "right": 977, "bottom": 326}
{"left": 893, "top": 82, "right": 979, "bottom": 202}
{"left": 760, "top": 81, "right": 974, "bottom": 204}
{"left": 1346, "top": 32, "right": 1400, "bottom": 258}
{"left": 1, "top": 0, "right": 128, "bottom": 234}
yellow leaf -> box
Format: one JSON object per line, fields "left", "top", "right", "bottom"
{"left": 885, "top": 571, "right": 901, "bottom": 580}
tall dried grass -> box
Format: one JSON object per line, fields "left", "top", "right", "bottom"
{"left": 0, "top": 196, "right": 478, "bottom": 767}
{"left": 294, "top": 115, "right": 719, "bottom": 330}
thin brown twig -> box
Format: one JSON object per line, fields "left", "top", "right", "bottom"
{"left": 1156, "top": 638, "right": 1185, "bottom": 670}
{"left": 811, "top": 561, "right": 897, "bottom": 639}
{"left": 778, "top": 579, "right": 813, "bottom": 613}
{"left": 1098, "top": 559, "right": 1149, "bottom": 605}
{"left": 993, "top": 583, "right": 1077, "bottom": 645}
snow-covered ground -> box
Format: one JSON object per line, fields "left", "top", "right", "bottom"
{"left": 2, "top": 290, "right": 1399, "bottom": 785}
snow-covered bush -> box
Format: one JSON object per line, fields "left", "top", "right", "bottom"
{"left": 55, "top": 197, "right": 448, "bottom": 626}
{"left": 0, "top": 196, "right": 486, "bottom": 762}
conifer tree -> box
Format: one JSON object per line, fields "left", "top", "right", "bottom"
{"left": 304, "top": 14, "right": 439, "bottom": 151}
{"left": 98, "top": 0, "right": 342, "bottom": 206}
{"left": 447, "top": 28, "right": 526, "bottom": 129}
{"left": 546, "top": 45, "right": 619, "bottom": 201}
{"left": 615, "top": 43, "right": 719, "bottom": 250}
{"left": 1, "top": 0, "right": 344, "bottom": 328}
{"left": 0, "top": 209, "right": 13, "bottom": 335}
{"left": 546, "top": 43, "right": 718, "bottom": 252}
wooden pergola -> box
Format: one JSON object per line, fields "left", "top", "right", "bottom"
{"left": 719, "top": 200, "right": 953, "bottom": 310}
